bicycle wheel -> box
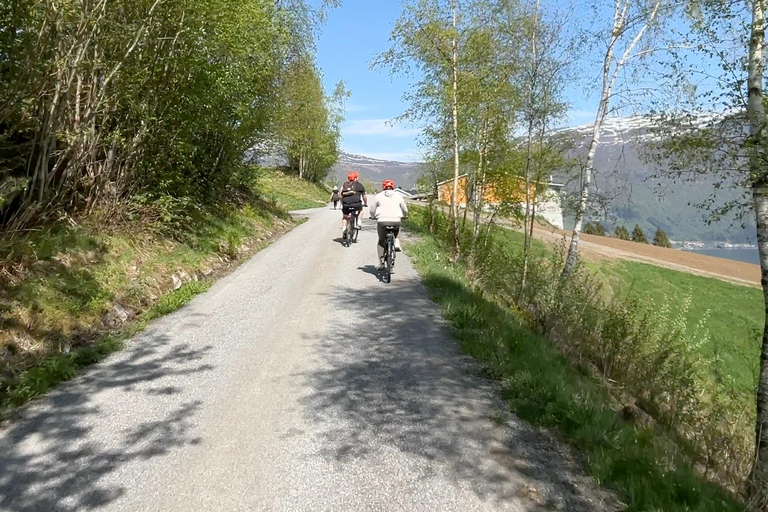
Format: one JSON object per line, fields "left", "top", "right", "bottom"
{"left": 385, "top": 237, "right": 395, "bottom": 283}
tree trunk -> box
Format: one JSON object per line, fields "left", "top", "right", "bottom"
{"left": 562, "top": 33, "right": 614, "bottom": 278}
{"left": 747, "top": 0, "right": 768, "bottom": 507}
{"left": 428, "top": 196, "right": 436, "bottom": 234}
{"left": 450, "top": 0, "right": 461, "bottom": 260}
{"left": 561, "top": 0, "right": 660, "bottom": 278}
{"left": 471, "top": 144, "right": 486, "bottom": 263}
{"left": 521, "top": 120, "right": 535, "bottom": 299}
{"left": 462, "top": 166, "right": 473, "bottom": 230}
{"left": 521, "top": 0, "right": 540, "bottom": 299}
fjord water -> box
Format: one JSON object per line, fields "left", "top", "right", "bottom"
{"left": 682, "top": 248, "right": 760, "bottom": 265}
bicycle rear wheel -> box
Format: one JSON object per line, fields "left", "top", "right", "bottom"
{"left": 384, "top": 237, "right": 394, "bottom": 283}
{"left": 344, "top": 217, "right": 353, "bottom": 247}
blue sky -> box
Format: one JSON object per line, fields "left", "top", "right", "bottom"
{"left": 314, "top": 1, "right": 625, "bottom": 162}
{"left": 315, "top": 1, "right": 423, "bottom": 161}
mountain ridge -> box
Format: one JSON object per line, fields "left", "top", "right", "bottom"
{"left": 332, "top": 151, "right": 424, "bottom": 190}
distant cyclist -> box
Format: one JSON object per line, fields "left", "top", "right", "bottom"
{"left": 330, "top": 186, "right": 340, "bottom": 210}
{"left": 340, "top": 172, "right": 367, "bottom": 239}
{"left": 369, "top": 179, "right": 408, "bottom": 270}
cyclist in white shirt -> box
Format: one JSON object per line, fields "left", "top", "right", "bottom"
{"left": 369, "top": 179, "right": 408, "bottom": 270}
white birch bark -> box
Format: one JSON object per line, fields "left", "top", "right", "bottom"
{"left": 562, "top": 0, "right": 662, "bottom": 277}
{"left": 746, "top": 0, "right": 768, "bottom": 506}
{"left": 451, "top": 0, "right": 462, "bottom": 259}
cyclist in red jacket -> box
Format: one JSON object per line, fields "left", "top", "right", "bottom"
{"left": 340, "top": 172, "right": 367, "bottom": 238}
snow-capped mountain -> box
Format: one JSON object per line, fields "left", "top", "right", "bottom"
{"left": 332, "top": 152, "right": 424, "bottom": 190}
{"left": 551, "top": 113, "right": 755, "bottom": 243}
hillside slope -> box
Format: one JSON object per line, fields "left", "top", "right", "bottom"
{"left": 552, "top": 116, "right": 755, "bottom": 243}
{"left": 332, "top": 152, "right": 423, "bottom": 190}
{"left": 0, "top": 169, "right": 328, "bottom": 412}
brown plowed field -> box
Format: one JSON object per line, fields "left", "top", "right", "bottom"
{"left": 532, "top": 225, "right": 761, "bottom": 287}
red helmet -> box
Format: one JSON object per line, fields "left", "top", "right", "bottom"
{"left": 347, "top": 172, "right": 358, "bottom": 181}
{"left": 383, "top": 179, "right": 395, "bottom": 190}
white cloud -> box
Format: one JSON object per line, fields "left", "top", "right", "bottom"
{"left": 345, "top": 104, "right": 375, "bottom": 113}
{"left": 343, "top": 118, "right": 421, "bottom": 137}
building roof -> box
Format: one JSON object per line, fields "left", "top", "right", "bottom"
{"left": 436, "top": 174, "right": 564, "bottom": 188}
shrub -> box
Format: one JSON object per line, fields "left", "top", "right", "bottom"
{"left": 631, "top": 224, "right": 648, "bottom": 243}
{"left": 654, "top": 228, "right": 672, "bottom": 248}
{"left": 594, "top": 221, "right": 606, "bottom": 236}
{"left": 614, "top": 225, "right": 630, "bottom": 240}
{"left": 584, "top": 221, "right": 606, "bottom": 236}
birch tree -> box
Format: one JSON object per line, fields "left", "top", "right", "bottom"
{"left": 277, "top": 58, "right": 346, "bottom": 183}
{"left": 747, "top": 0, "right": 768, "bottom": 502}
{"left": 517, "top": 0, "right": 569, "bottom": 295}
{"left": 375, "top": 0, "right": 468, "bottom": 258}
{"left": 643, "top": 0, "right": 768, "bottom": 500}
{"left": 561, "top": 0, "right": 667, "bottom": 277}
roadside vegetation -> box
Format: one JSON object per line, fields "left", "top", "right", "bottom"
{"left": 380, "top": 0, "right": 768, "bottom": 503}
{"left": 0, "top": 171, "right": 327, "bottom": 414}
{"left": 406, "top": 205, "right": 753, "bottom": 510}
{"left": 0, "top": 0, "right": 340, "bottom": 413}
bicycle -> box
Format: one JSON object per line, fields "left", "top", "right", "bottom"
{"left": 380, "top": 225, "right": 397, "bottom": 283}
{"left": 343, "top": 210, "right": 361, "bottom": 247}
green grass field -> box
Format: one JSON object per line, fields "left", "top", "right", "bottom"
{"left": 596, "top": 260, "right": 762, "bottom": 393}
{"left": 404, "top": 229, "right": 747, "bottom": 511}
{"left": 256, "top": 168, "right": 330, "bottom": 211}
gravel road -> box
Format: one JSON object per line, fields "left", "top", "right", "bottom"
{"left": 0, "top": 207, "right": 619, "bottom": 512}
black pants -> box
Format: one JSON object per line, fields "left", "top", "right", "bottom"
{"left": 342, "top": 205, "right": 362, "bottom": 216}
{"left": 377, "top": 222, "right": 400, "bottom": 248}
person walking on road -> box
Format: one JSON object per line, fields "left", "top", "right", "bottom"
{"left": 330, "top": 186, "right": 340, "bottom": 210}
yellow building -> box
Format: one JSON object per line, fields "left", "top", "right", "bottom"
{"left": 435, "top": 174, "right": 565, "bottom": 229}
{"left": 436, "top": 174, "right": 536, "bottom": 208}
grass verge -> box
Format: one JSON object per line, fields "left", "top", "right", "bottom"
{"left": 0, "top": 169, "right": 316, "bottom": 415}
{"left": 596, "top": 259, "right": 762, "bottom": 391}
{"left": 256, "top": 167, "right": 330, "bottom": 211}
{"left": 404, "top": 222, "right": 748, "bottom": 512}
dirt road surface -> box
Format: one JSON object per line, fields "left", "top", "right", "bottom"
{"left": 532, "top": 226, "right": 761, "bottom": 288}
{"left": 0, "top": 207, "right": 619, "bottom": 512}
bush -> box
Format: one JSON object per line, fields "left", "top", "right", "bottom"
{"left": 594, "top": 221, "right": 606, "bottom": 235}
{"left": 631, "top": 224, "right": 648, "bottom": 243}
{"left": 614, "top": 225, "right": 630, "bottom": 240}
{"left": 654, "top": 228, "right": 672, "bottom": 248}
{"left": 408, "top": 206, "right": 755, "bottom": 491}
{"left": 585, "top": 222, "right": 606, "bottom": 236}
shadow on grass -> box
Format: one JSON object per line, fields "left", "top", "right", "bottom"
{"left": 300, "top": 274, "right": 621, "bottom": 511}
{"left": 397, "top": 232, "right": 747, "bottom": 511}
{"left": 0, "top": 318, "right": 214, "bottom": 511}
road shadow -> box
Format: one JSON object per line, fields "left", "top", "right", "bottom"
{"left": 0, "top": 317, "right": 214, "bottom": 512}
{"left": 301, "top": 276, "right": 620, "bottom": 511}
{"left": 357, "top": 265, "right": 383, "bottom": 281}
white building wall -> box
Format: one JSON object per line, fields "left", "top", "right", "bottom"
{"left": 533, "top": 190, "right": 564, "bottom": 230}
